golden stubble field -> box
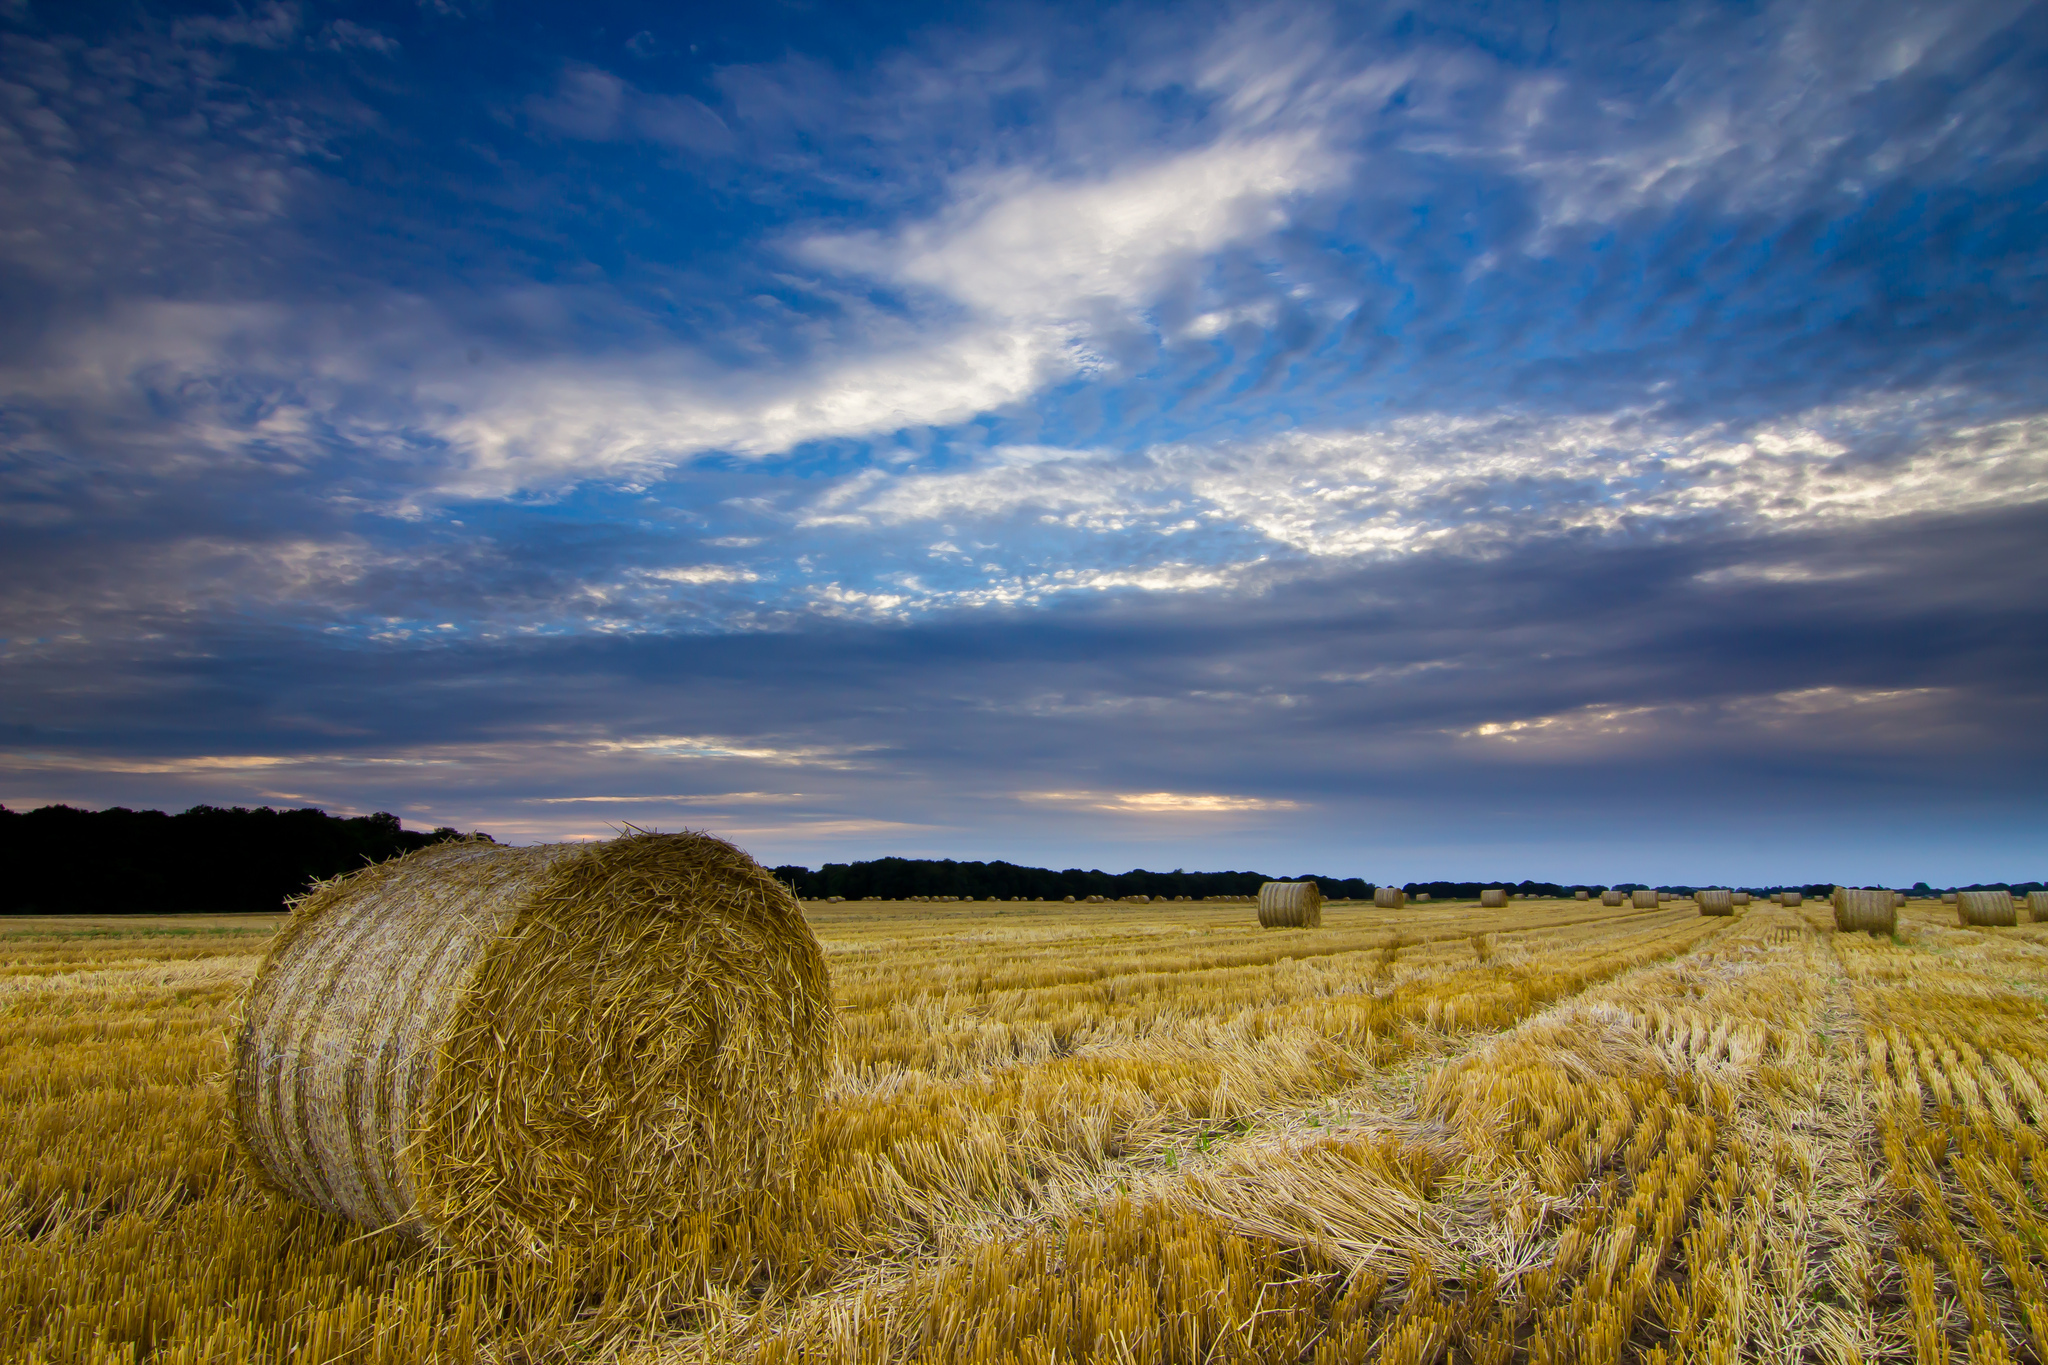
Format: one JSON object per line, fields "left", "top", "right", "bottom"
{"left": 4, "top": 895, "right": 2046, "bottom": 1364}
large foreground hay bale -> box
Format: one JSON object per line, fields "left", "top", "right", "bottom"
{"left": 1258, "top": 881, "right": 1323, "bottom": 928}
{"left": 229, "top": 832, "right": 831, "bottom": 1259}
{"left": 1479, "top": 888, "right": 1507, "bottom": 908}
{"left": 1957, "top": 890, "right": 2016, "bottom": 927}
{"left": 1832, "top": 887, "right": 1896, "bottom": 935}
{"left": 1373, "top": 887, "right": 1406, "bottom": 909}
{"left": 2028, "top": 891, "right": 2048, "bottom": 921}
{"left": 1697, "top": 889, "right": 1735, "bottom": 916}
{"left": 1631, "top": 889, "right": 1658, "bottom": 909}
{"left": 1601, "top": 889, "right": 1624, "bottom": 906}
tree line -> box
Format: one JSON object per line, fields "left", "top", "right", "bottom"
{"left": 0, "top": 804, "right": 473, "bottom": 915}
{"left": 769, "top": 857, "right": 1375, "bottom": 902}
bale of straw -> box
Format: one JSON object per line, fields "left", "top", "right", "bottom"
{"left": 1479, "top": 888, "right": 1507, "bottom": 908}
{"left": 1732, "top": 892, "right": 1751, "bottom": 906}
{"left": 1957, "top": 890, "right": 2016, "bottom": 927}
{"left": 1832, "top": 887, "right": 1896, "bottom": 934}
{"left": 1373, "top": 887, "right": 1406, "bottom": 909}
{"left": 1942, "top": 892, "right": 1956, "bottom": 904}
{"left": 2027, "top": 890, "right": 2048, "bottom": 922}
{"left": 1415, "top": 893, "right": 1431, "bottom": 902}
{"left": 1601, "top": 889, "right": 1624, "bottom": 906}
{"left": 1631, "top": 889, "right": 1658, "bottom": 909}
{"left": 1258, "top": 881, "right": 1323, "bottom": 928}
{"left": 1779, "top": 891, "right": 1803, "bottom": 907}
{"left": 1575, "top": 889, "right": 1589, "bottom": 900}
{"left": 229, "top": 832, "right": 831, "bottom": 1259}
{"left": 1697, "top": 889, "right": 1735, "bottom": 916}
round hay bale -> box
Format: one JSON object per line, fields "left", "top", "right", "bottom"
{"left": 1631, "top": 889, "right": 1658, "bottom": 909}
{"left": 1779, "top": 891, "right": 1803, "bottom": 907}
{"left": 2026, "top": 890, "right": 2048, "bottom": 922}
{"left": 1731, "top": 892, "right": 1751, "bottom": 906}
{"left": 1257, "top": 881, "right": 1323, "bottom": 928}
{"left": 229, "top": 832, "right": 831, "bottom": 1259}
{"left": 1574, "top": 889, "right": 1590, "bottom": 900}
{"left": 1600, "top": 889, "right": 1623, "bottom": 906}
{"left": 1832, "top": 887, "right": 1896, "bottom": 934}
{"left": 1373, "top": 887, "right": 1406, "bottom": 909}
{"left": 1941, "top": 892, "right": 1956, "bottom": 904}
{"left": 1697, "top": 889, "right": 1735, "bottom": 916}
{"left": 1415, "top": 892, "right": 1431, "bottom": 902}
{"left": 1479, "top": 888, "right": 1507, "bottom": 908}
{"left": 1957, "top": 890, "right": 2016, "bottom": 927}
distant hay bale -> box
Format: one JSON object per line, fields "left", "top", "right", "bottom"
{"left": 1892, "top": 891, "right": 1906, "bottom": 907}
{"left": 1415, "top": 892, "right": 1431, "bottom": 902}
{"left": 2027, "top": 891, "right": 2048, "bottom": 922}
{"left": 1957, "top": 890, "right": 2016, "bottom": 927}
{"left": 1084, "top": 894, "right": 1106, "bottom": 903}
{"left": 1697, "top": 889, "right": 1735, "bottom": 916}
{"left": 229, "top": 832, "right": 832, "bottom": 1260}
{"left": 1258, "top": 881, "right": 1323, "bottom": 928}
{"left": 1942, "top": 892, "right": 1956, "bottom": 904}
{"left": 1779, "top": 891, "right": 1803, "bottom": 907}
{"left": 1631, "top": 889, "right": 1658, "bottom": 909}
{"left": 1832, "top": 887, "right": 1897, "bottom": 935}
{"left": 1575, "top": 889, "right": 1589, "bottom": 900}
{"left": 1063, "top": 895, "right": 1076, "bottom": 902}
{"left": 1601, "top": 889, "right": 1624, "bottom": 906}
{"left": 1373, "top": 887, "right": 1406, "bottom": 909}
{"left": 1479, "top": 888, "right": 1507, "bottom": 908}
{"left": 1731, "top": 892, "right": 1751, "bottom": 906}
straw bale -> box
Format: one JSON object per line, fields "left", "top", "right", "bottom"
{"left": 1957, "top": 890, "right": 2016, "bottom": 927}
{"left": 1479, "top": 889, "right": 1507, "bottom": 908}
{"left": 1631, "top": 889, "right": 1658, "bottom": 909}
{"left": 1831, "top": 887, "right": 1896, "bottom": 934}
{"left": 229, "top": 831, "right": 831, "bottom": 1260}
{"left": 1415, "top": 893, "right": 1431, "bottom": 902}
{"left": 1574, "top": 889, "right": 1589, "bottom": 899}
{"left": 1257, "top": 881, "right": 1323, "bottom": 928}
{"left": 1942, "top": 892, "right": 1956, "bottom": 903}
{"left": 1779, "top": 891, "right": 1803, "bottom": 907}
{"left": 2027, "top": 891, "right": 2048, "bottom": 922}
{"left": 1373, "top": 887, "right": 1406, "bottom": 909}
{"left": 1600, "top": 889, "right": 1623, "bottom": 906}
{"left": 1697, "top": 889, "right": 1735, "bottom": 916}
{"left": 1731, "top": 892, "right": 1751, "bottom": 906}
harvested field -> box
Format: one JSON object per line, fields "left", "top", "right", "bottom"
{"left": 4, "top": 895, "right": 2047, "bottom": 1363}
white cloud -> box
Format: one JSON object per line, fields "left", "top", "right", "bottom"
{"left": 1022, "top": 789, "right": 1302, "bottom": 813}
{"left": 642, "top": 565, "right": 762, "bottom": 585}
{"left": 1454, "top": 685, "right": 1966, "bottom": 758}
{"left": 800, "top": 392, "right": 2048, "bottom": 562}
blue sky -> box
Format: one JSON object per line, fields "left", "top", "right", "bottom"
{"left": 3, "top": 0, "right": 2045, "bottom": 884}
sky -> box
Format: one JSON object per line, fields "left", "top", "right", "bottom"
{"left": 2, "top": 0, "right": 2045, "bottom": 886}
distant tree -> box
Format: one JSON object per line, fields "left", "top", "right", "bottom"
{"left": 0, "top": 804, "right": 472, "bottom": 915}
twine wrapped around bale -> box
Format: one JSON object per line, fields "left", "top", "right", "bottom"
{"left": 228, "top": 831, "right": 832, "bottom": 1260}
{"left": 1601, "top": 890, "right": 1624, "bottom": 906}
{"left": 1373, "top": 887, "right": 1406, "bottom": 909}
{"left": 2028, "top": 891, "right": 2048, "bottom": 922}
{"left": 1957, "top": 890, "right": 2016, "bottom": 927}
{"left": 1257, "top": 881, "right": 1323, "bottom": 928}
{"left": 1631, "top": 889, "right": 1658, "bottom": 909}
{"left": 1832, "top": 887, "right": 1896, "bottom": 935}
{"left": 1697, "top": 889, "right": 1735, "bottom": 916}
